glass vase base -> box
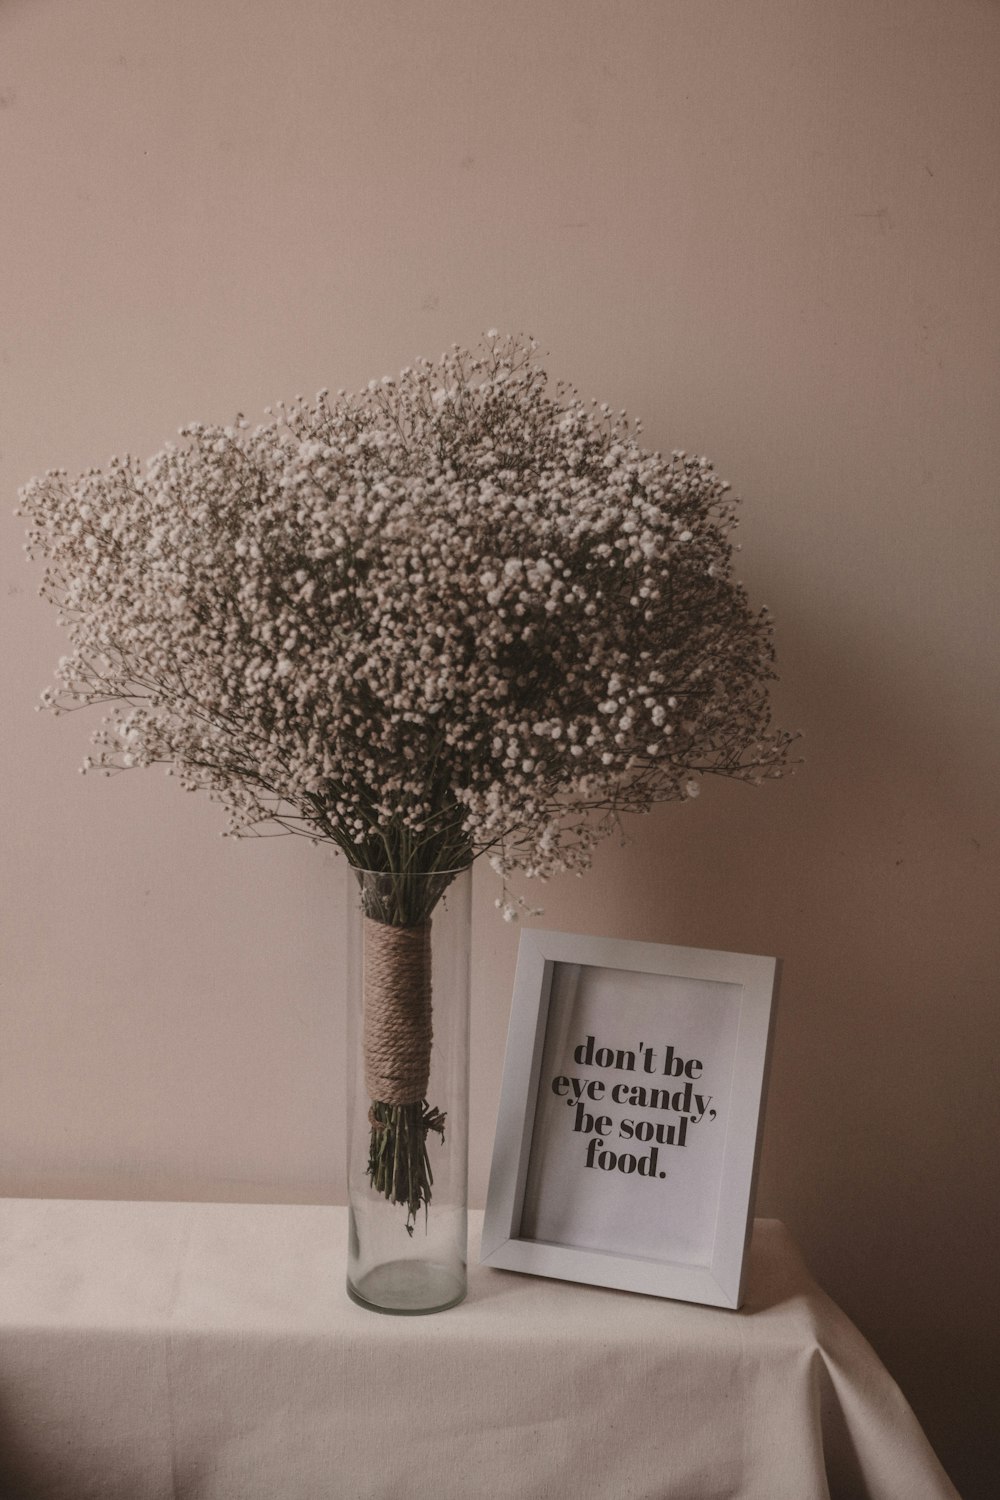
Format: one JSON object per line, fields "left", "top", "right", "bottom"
{"left": 347, "top": 1259, "right": 467, "bottom": 1316}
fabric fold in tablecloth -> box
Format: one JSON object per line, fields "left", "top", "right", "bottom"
{"left": 0, "top": 1200, "right": 959, "bottom": 1500}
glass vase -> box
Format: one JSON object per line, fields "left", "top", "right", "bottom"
{"left": 345, "top": 865, "right": 471, "bottom": 1313}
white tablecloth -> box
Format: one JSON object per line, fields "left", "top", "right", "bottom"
{"left": 0, "top": 1200, "right": 957, "bottom": 1500}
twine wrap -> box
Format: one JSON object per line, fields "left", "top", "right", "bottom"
{"left": 362, "top": 917, "right": 433, "bottom": 1106}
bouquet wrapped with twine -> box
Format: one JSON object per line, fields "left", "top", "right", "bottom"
{"left": 18, "top": 333, "right": 795, "bottom": 1224}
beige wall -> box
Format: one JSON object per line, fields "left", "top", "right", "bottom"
{"left": 1, "top": 1, "right": 997, "bottom": 1492}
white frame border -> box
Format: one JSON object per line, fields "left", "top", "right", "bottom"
{"left": 480, "top": 929, "right": 780, "bottom": 1309}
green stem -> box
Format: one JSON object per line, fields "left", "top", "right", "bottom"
{"left": 366, "top": 1100, "right": 447, "bottom": 1234}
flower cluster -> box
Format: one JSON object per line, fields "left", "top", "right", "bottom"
{"left": 19, "top": 334, "right": 794, "bottom": 912}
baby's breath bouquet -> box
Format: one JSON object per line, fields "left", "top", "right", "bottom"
{"left": 19, "top": 333, "right": 793, "bottom": 1227}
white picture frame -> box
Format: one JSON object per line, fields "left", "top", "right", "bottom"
{"left": 480, "top": 929, "right": 780, "bottom": 1309}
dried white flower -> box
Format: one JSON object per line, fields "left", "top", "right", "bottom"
{"left": 18, "top": 334, "right": 795, "bottom": 899}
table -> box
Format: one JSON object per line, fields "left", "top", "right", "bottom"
{"left": 0, "top": 1200, "right": 957, "bottom": 1500}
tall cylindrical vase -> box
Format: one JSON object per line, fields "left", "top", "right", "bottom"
{"left": 346, "top": 865, "right": 471, "bottom": 1314}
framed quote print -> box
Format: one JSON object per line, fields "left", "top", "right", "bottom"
{"left": 480, "top": 929, "right": 780, "bottom": 1309}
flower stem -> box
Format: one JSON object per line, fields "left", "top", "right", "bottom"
{"left": 367, "top": 1100, "right": 447, "bottom": 1234}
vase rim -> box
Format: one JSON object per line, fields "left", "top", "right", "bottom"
{"left": 348, "top": 862, "right": 473, "bottom": 878}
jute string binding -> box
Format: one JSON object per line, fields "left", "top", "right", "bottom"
{"left": 363, "top": 918, "right": 432, "bottom": 1111}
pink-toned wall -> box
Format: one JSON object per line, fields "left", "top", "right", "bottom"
{"left": 1, "top": 1, "right": 997, "bottom": 1493}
